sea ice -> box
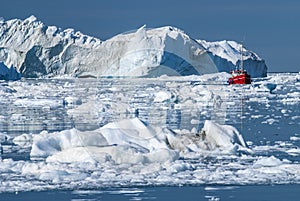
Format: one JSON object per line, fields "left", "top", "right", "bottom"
{"left": 200, "top": 120, "right": 248, "bottom": 151}
{"left": 30, "top": 118, "right": 249, "bottom": 164}
{"left": 253, "top": 156, "right": 284, "bottom": 168}
{"left": 0, "top": 73, "right": 299, "bottom": 193}
{"left": 153, "top": 91, "right": 172, "bottom": 103}
{"left": 290, "top": 136, "right": 300, "bottom": 141}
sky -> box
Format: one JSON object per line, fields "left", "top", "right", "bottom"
{"left": 0, "top": 0, "right": 299, "bottom": 72}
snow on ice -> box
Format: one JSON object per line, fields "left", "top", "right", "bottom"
{"left": 0, "top": 16, "right": 267, "bottom": 80}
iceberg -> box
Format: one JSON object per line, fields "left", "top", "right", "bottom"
{"left": 30, "top": 118, "right": 248, "bottom": 164}
{"left": 200, "top": 40, "right": 268, "bottom": 78}
{"left": 0, "top": 16, "right": 267, "bottom": 79}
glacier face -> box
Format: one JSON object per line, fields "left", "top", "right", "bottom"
{"left": 0, "top": 16, "right": 267, "bottom": 79}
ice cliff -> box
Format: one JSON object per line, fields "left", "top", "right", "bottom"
{"left": 0, "top": 16, "right": 267, "bottom": 79}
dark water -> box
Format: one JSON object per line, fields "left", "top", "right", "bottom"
{"left": 1, "top": 185, "right": 300, "bottom": 201}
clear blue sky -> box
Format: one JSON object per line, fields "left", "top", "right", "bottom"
{"left": 1, "top": 0, "right": 299, "bottom": 72}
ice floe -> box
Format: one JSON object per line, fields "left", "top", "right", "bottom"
{"left": 30, "top": 118, "right": 248, "bottom": 164}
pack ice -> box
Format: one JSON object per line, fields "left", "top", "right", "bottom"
{"left": 0, "top": 16, "right": 267, "bottom": 79}
{"left": 30, "top": 118, "right": 248, "bottom": 164}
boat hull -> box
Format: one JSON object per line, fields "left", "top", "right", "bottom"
{"left": 228, "top": 73, "right": 251, "bottom": 84}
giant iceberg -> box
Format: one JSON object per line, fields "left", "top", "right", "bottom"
{"left": 0, "top": 16, "right": 267, "bottom": 79}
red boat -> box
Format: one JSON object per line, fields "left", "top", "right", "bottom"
{"left": 228, "top": 44, "right": 252, "bottom": 85}
{"left": 228, "top": 69, "right": 251, "bottom": 84}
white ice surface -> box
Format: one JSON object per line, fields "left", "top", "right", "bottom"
{"left": 30, "top": 118, "right": 248, "bottom": 164}
{"left": 201, "top": 120, "right": 248, "bottom": 150}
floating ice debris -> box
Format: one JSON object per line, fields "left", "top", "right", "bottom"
{"left": 253, "top": 156, "right": 285, "bottom": 168}
{"left": 153, "top": 91, "right": 172, "bottom": 103}
{"left": 0, "top": 73, "right": 300, "bottom": 193}
{"left": 200, "top": 120, "right": 248, "bottom": 151}
{"left": 290, "top": 136, "right": 300, "bottom": 141}
{"left": 30, "top": 118, "right": 249, "bottom": 164}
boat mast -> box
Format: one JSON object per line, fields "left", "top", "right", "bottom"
{"left": 240, "top": 44, "right": 244, "bottom": 71}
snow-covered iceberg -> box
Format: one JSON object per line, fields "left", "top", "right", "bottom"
{"left": 30, "top": 118, "right": 248, "bottom": 164}
{"left": 0, "top": 16, "right": 267, "bottom": 79}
